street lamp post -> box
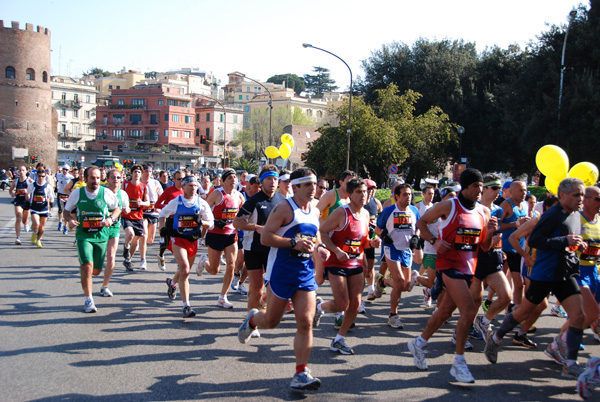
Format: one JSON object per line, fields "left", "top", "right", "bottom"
{"left": 457, "top": 126, "right": 465, "bottom": 161}
{"left": 557, "top": 9, "right": 578, "bottom": 143}
{"left": 242, "top": 74, "right": 273, "bottom": 147}
{"left": 200, "top": 95, "right": 227, "bottom": 165}
{"left": 302, "top": 43, "right": 353, "bottom": 170}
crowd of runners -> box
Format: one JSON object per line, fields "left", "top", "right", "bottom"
{"left": 5, "top": 161, "right": 600, "bottom": 398}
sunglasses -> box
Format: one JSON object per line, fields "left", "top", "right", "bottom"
{"left": 176, "top": 178, "right": 183, "bottom": 181}
{"left": 319, "top": 186, "right": 328, "bottom": 190}
{"left": 486, "top": 186, "right": 501, "bottom": 190}
{"left": 110, "top": 175, "right": 121, "bottom": 179}
{"left": 37, "top": 174, "right": 46, "bottom": 177}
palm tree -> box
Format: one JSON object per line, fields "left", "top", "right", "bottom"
{"left": 231, "top": 158, "right": 259, "bottom": 174}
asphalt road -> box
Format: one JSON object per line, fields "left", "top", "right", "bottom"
{"left": 0, "top": 190, "right": 598, "bottom": 402}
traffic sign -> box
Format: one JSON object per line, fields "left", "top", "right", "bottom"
{"left": 389, "top": 174, "right": 398, "bottom": 179}
{"left": 389, "top": 164, "right": 398, "bottom": 174}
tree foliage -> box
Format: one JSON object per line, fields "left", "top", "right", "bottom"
{"left": 82, "top": 67, "right": 112, "bottom": 78}
{"left": 304, "top": 66, "right": 338, "bottom": 98}
{"left": 266, "top": 74, "right": 306, "bottom": 95}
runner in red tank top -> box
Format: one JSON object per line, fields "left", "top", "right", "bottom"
{"left": 316, "top": 178, "right": 381, "bottom": 355}
{"left": 120, "top": 165, "right": 150, "bottom": 271}
{"left": 408, "top": 168, "right": 497, "bottom": 384}
{"left": 198, "top": 169, "right": 245, "bottom": 309}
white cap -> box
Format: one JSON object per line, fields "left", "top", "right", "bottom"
{"left": 62, "top": 164, "right": 71, "bottom": 170}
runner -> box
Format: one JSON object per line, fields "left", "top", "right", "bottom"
{"left": 364, "top": 179, "right": 382, "bottom": 300}
{"left": 158, "top": 176, "right": 213, "bottom": 318}
{"left": 121, "top": 165, "right": 150, "bottom": 271}
{"left": 316, "top": 178, "right": 381, "bottom": 354}
{"left": 9, "top": 165, "right": 31, "bottom": 245}
{"left": 238, "top": 167, "right": 330, "bottom": 392}
{"left": 141, "top": 164, "right": 163, "bottom": 247}
{"left": 155, "top": 169, "right": 186, "bottom": 271}
{"left": 27, "top": 164, "right": 54, "bottom": 248}
{"left": 198, "top": 168, "right": 245, "bottom": 308}
{"left": 101, "top": 168, "right": 130, "bottom": 298}
{"left": 56, "top": 164, "right": 74, "bottom": 234}
{"left": 409, "top": 168, "right": 497, "bottom": 383}
{"left": 63, "top": 166, "right": 121, "bottom": 313}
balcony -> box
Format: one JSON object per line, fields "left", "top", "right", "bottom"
{"left": 58, "top": 130, "right": 82, "bottom": 140}
{"left": 96, "top": 134, "right": 125, "bottom": 142}
{"left": 127, "top": 134, "right": 159, "bottom": 143}
{"left": 108, "top": 104, "right": 146, "bottom": 110}
{"left": 58, "top": 100, "right": 82, "bottom": 109}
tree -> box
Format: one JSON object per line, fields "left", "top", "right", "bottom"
{"left": 82, "top": 67, "right": 112, "bottom": 78}
{"left": 304, "top": 66, "right": 338, "bottom": 98}
{"left": 267, "top": 74, "right": 305, "bottom": 95}
{"left": 231, "top": 158, "right": 258, "bottom": 174}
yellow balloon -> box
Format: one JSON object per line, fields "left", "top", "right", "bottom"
{"left": 568, "top": 162, "right": 599, "bottom": 187}
{"left": 536, "top": 145, "right": 569, "bottom": 179}
{"left": 279, "top": 143, "right": 292, "bottom": 159}
{"left": 281, "top": 134, "right": 295, "bottom": 148}
{"left": 545, "top": 176, "right": 561, "bottom": 195}
{"left": 265, "top": 146, "right": 280, "bottom": 159}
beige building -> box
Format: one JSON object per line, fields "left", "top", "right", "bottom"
{"left": 90, "top": 69, "right": 146, "bottom": 105}
{"left": 52, "top": 76, "right": 97, "bottom": 157}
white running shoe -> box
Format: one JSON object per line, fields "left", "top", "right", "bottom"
{"left": 217, "top": 296, "right": 233, "bottom": 309}
{"left": 196, "top": 254, "right": 208, "bottom": 276}
{"left": 237, "top": 283, "right": 248, "bottom": 295}
{"left": 408, "top": 270, "right": 420, "bottom": 291}
{"left": 450, "top": 359, "right": 475, "bottom": 383}
{"left": 100, "top": 286, "right": 113, "bottom": 297}
{"left": 407, "top": 338, "right": 427, "bottom": 370}
{"left": 139, "top": 259, "right": 147, "bottom": 270}
{"left": 157, "top": 254, "right": 166, "bottom": 271}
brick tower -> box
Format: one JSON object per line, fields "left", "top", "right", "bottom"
{"left": 0, "top": 20, "right": 56, "bottom": 170}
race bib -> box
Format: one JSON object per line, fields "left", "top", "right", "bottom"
{"left": 581, "top": 239, "right": 600, "bottom": 262}
{"left": 129, "top": 199, "right": 140, "bottom": 211}
{"left": 342, "top": 238, "right": 362, "bottom": 259}
{"left": 82, "top": 216, "right": 103, "bottom": 233}
{"left": 291, "top": 232, "right": 316, "bottom": 260}
{"left": 33, "top": 195, "right": 46, "bottom": 203}
{"left": 177, "top": 215, "right": 198, "bottom": 234}
{"left": 144, "top": 202, "right": 155, "bottom": 213}
{"left": 393, "top": 212, "right": 412, "bottom": 230}
{"left": 455, "top": 227, "right": 481, "bottom": 251}
{"left": 16, "top": 189, "right": 26, "bottom": 196}
{"left": 59, "top": 194, "right": 69, "bottom": 202}
{"left": 222, "top": 207, "right": 238, "bottom": 223}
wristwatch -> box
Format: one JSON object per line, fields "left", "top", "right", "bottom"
{"left": 290, "top": 237, "right": 297, "bottom": 248}
{"left": 317, "top": 243, "right": 327, "bottom": 250}
{"left": 428, "top": 237, "right": 437, "bottom": 246}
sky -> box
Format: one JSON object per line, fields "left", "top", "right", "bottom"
{"left": 2, "top": 0, "right": 586, "bottom": 89}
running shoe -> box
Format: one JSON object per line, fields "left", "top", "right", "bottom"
{"left": 313, "top": 297, "right": 324, "bottom": 328}
{"left": 124, "top": 259, "right": 133, "bottom": 271}
{"left": 450, "top": 359, "right": 475, "bottom": 383}
{"left": 550, "top": 305, "right": 568, "bottom": 318}
{"left": 166, "top": 278, "right": 177, "bottom": 300}
{"left": 231, "top": 274, "right": 240, "bottom": 291}
{"left": 138, "top": 259, "right": 147, "bottom": 270}
{"left": 84, "top": 299, "right": 97, "bottom": 313}
{"left": 182, "top": 306, "right": 196, "bottom": 318}
{"left": 451, "top": 331, "right": 473, "bottom": 350}
{"left": 555, "top": 334, "right": 568, "bottom": 356}
{"left": 290, "top": 367, "right": 321, "bottom": 392}
{"left": 62, "top": 226, "right": 68, "bottom": 235}
{"left": 333, "top": 313, "right": 355, "bottom": 330}
{"left": 469, "top": 325, "right": 484, "bottom": 340}
{"left": 199, "top": 237, "right": 206, "bottom": 247}
{"left": 122, "top": 245, "right": 130, "bottom": 260}
{"left": 422, "top": 287, "right": 432, "bottom": 308}
{"left": 238, "top": 308, "right": 258, "bottom": 343}
{"left": 286, "top": 300, "right": 294, "bottom": 314}
{"left": 251, "top": 329, "right": 261, "bottom": 338}
{"left": 408, "top": 270, "right": 420, "bottom": 291}
{"left": 36, "top": 240, "right": 42, "bottom": 248}
{"left": 217, "top": 296, "right": 233, "bottom": 309}
{"left": 237, "top": 283, "right": 248, "bottom": 295}
{"left": 367, "top": 290, "right": 376, "bottom": 301}
{"left": 544, "top": 343, "right": 567, "bottom": 365}
{"left": 157, "top": 254, "right": 166, "bottom": 271}
{"left": 31, "top": 233, "right": 37, "bottom": 244}
{"left": 358, "top": 300, "right": 366, "bottom": 314}
{"left": 374, "top": 274, "right": 385, "bottom": 298}
{"left": 220, "top": 255, "right": 226, "bottom": 265}
{"left": 577, "top": 357, "right": 600, "bottom": 400}
{"left": 591, "top": 321, "right": 600, "bottom": 336}
{"left": 330, "top": 338, "right": 354, "bottom": 355}
{"left": 562, "top": 362, "right": 584, "bottom": 379}
{"left": 484, "top": 331, "right": 500, "bottom": 364}
{"left": 100, "top": 286, "right": 113, "bottom": 297}
{"left": 25, "top": 224, "right": 30, "bottom": 232}
{"left": 482, "top": 299, "right": 492, "bottom": 312}
{"left": 474, "top": 316, "right": 491, "bottom": 339}
{"left": 513, "top": 333, "right": 537, "bottom": 349}
{"left": 388, "top": 314, "right": 403, "bottom": 329}
{"left": 15, "top": 238, "right": 21, "bottom": 245}
{"left": 196, "top": 254, "right": 208, "bottom": 276}
{"left": 407, "top": 338, "right": 428, "bottom": 370}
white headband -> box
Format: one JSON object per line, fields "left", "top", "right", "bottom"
{"left": 290, "top": 175, "right": 317, "bottom": 185}
{"left": 279, "top": 174, "right": 290, "bottom": 181}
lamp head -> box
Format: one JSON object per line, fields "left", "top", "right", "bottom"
{"left": 569, "top": 10, "right": 577, "bottom": 19}
{"left": 302, "top": 43, "right": 312, "bottom": 48}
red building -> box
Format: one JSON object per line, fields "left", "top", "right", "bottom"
{"left": 91, "top": 83, "right": 198, "bottom": 154}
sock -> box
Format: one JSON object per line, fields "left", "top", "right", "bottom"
{"left": 481, "top": 316, "right": 491, "bottom": 327}
{"left": 416, "top": 335, "right": 427, "bottom": 348}
{"left": 183, "top": 301, "right": 190, "bottom": 308}
{"left": 85, "top": 296, "right": 93, "bottom": 302}
{"left": 454, "top": 353, "right": 466, "bottom": 363}
{"left": 368, "top": 285, "right": 375, "bottom": 293}
{"left": 566, "top": 359, "right": 577, "bottom": 367}
{"left": 336, "top": 312, "right": 344, "bottom": 320}
{"left": 249, "top": 316, "right": 256, "bottom": 329}
{"left": 496, "top": 312, "right": 520, "bottom": 339}
{"left": 102, "top": 282, "right": 108, "bottom": 288}
{"left": 296, "top": 364, "right": 307, "bottom": 375}
{"left": 561, "top": 331, "right": 568, "bottom": 343}
{"left": 517, "top": 329, "right": 526, "bottom": 336}
{"left": 334, "top": 334, "right": 344, "bottom": 343}
{"left": 565, "top": 326, "right": 584, "bottom": 361}
{"left": 389, "top": 312, "right": 397, "bottom": 317}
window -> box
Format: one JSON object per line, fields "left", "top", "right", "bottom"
{"left": 130, "top": 129, "right": 142, "bottom": 137}
{"left": 246, "top": 87, "right": 250, "bottom": 92}
{"left": 73, "top": 125, "right": 78, "bottom": 136}
{"left": 238, "top": 95, "right": 242, "bottom": 100}
{"left": 130, "top": 114, "right": 142, "bottom": 124}
{"left": 180, "top": 88, "right": 185, "bottom": 94}
{"left": 85, "top": 110, "right": 91, "bottom": 119}
{"left": 61, "top": 108, "right": 66, "bottom": 117}
{"left": 86, "top": 95, "right": 91, "bottom": 103}
{"left": 164, "top": 129, "right": 169, "bottom": 137}
{"left": 167, "top": 99, "right": 179, "bottom": 106}
{"left": 112, "top": 129, "right": 124, "bottom": 137}
{"left": 132, "top": 99, "right": 144, "bottom": 105}
{"left": 172, "top": 114, "right": 179, "bottom": 122}
{"left": 117, "top": 99, "right": 124, "bottom": 105}
{"left": 306, "top": 109, "right": 313, "bottom": 116}
{"left": 220, "top": 114, "right": 224, "bottom": 123}
{"left": 5, "top": 66, "right": 15, "bottom": 79}
{"left": 42, "top": 71, "right": 48, "bottom": 82}
{"left": 73, "top": 109, "right": 78, "bottom": 118}
{"left": 206, "top": 113, "right": 210, "bottom": 122}
{"left": 233, "top": 115, "right": 238, "bottom": 124}
{"left": 150, "top": 114, "right": 157, "bottom": 124}
{"left": 113, "top": 114, "right": 125, "bottom": 124}
{"left": 196, "top": 113, "right": 200, "bottom": 122}
{"left": 317, "top": 110, "right": 323, "bottom": 118}
{"left": 61, "top": 124, "right": 66, "bottom": 133}
{"left": 185, "top": 115, "right": 191, "bottom": 123}
{"left": 158, "top": 98, "right": 164, "bottom": 106}
{"left": 244, "top": 106, "right": 250, "bottom": 112}
{"left": 219, "top": 128, "right": 223, "bottom": 138}
{"left": 205, "top": 128, "right": 210, "bottom": 139}
{"left": 246, "top": 95, "right": 249, "bottom": 100}
{"left": 74, "top": 94, "right": 79, "bottom": 102}
{"left": 172, "top": 130, "right": 178, "bottom": 138}
{"left": 26, "top": 68, "right": 35, "bottom": 80}
{"left": 61, "top": 93, "right": 66, "bottom": 101}
{"left": 195, "top": 128, "right": 199, "bottom": 137}
{"left": 184, "top": 131, "right": 191, "bottom": 139}
{"left": 181, "top": 101, "right": 190, "bottom": 108}
{"left": 109, "top": 85, "right": 113, "bottom": 90}
{"left": 116, "top": 86, "right": 120, "bottom": 89}
{"left": 164, "top": 113, "right": 169, "bottom": 122}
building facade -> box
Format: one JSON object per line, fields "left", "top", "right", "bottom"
{"left": 0, "top": 20, "right": 56, "bottom": 169}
